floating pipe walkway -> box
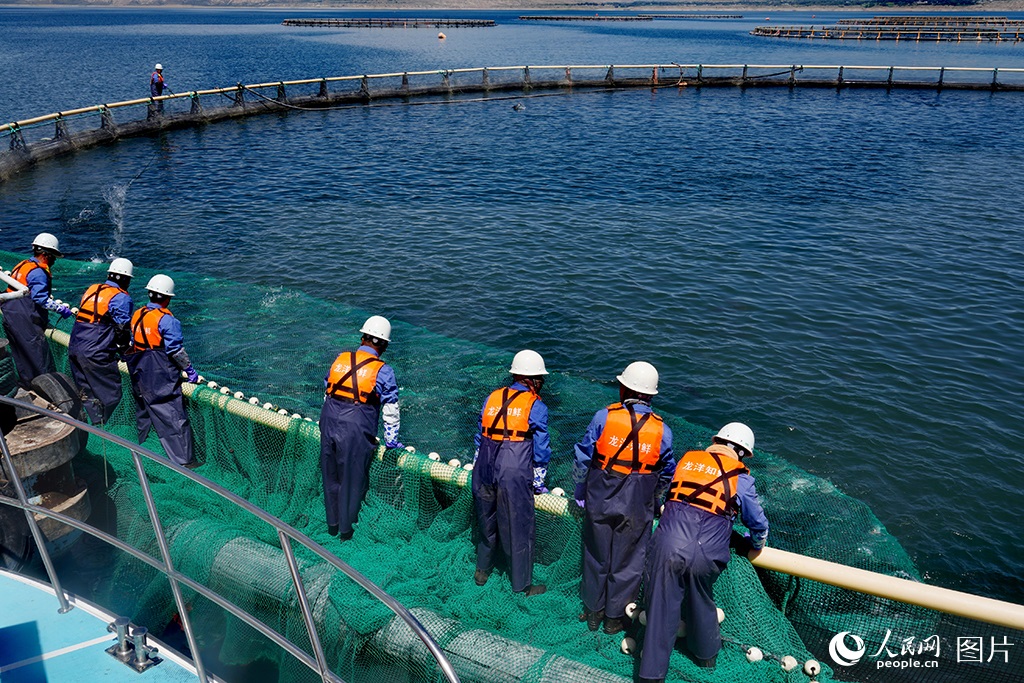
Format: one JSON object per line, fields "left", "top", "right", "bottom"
{"left": 4, "top": 62, "right": 1024, "bottom": 182}
{"left": 38, "top": 328, "right": 1024, "bottom": 633}
{"left": 752, "top": 25, "right": 1024, "bottom": 42}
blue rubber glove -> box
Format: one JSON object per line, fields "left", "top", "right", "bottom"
{"left": 56, "top": 304, "right": 72, "bottom": 319}
{"left": 532, "top": 466, "right": 548, "bottom": 494}
{"left": 386, "top": 441, "right": 405, "bottom": 450}
{"left": 184, "top": 365, "right": 200, "bottom": 383}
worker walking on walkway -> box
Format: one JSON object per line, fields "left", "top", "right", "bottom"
{"left": 472, "top": 349, "right": 551, "bottom": 596}
{"left": 574, "top": 361, "right": 675, "bottom": 634}
{"left": 150, "top": 63, "right": 169, "bottom": 113}
{"left": 1, "top": 233, "right": 71, "bottom": 388}
{"left": 126, "top": 275, "right": 199, "bottom": 468}
{"left": 638, "top": 422, "right": 769, "bottom": 681}
{"left": 69, "top": 258, "right": 134, "bottom": 424}
{"left": 320, "top": 316, "right": 402, "bottom": 540}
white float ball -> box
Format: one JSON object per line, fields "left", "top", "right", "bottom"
{"left": 304, "top": 417, "right": 313, "bottom": 422}
{"left": 551, "top": 487, "right": 565, "bottom": 497}
{"left": 448, "top": 458, "right": 461, "bottom": 467}
{"left": 804, "top": 660, "right": 821, "bottom": 676}
{"left": 405, "top": 446, "right": 416, "bottom": 453}
{"left": 263, "top": 402, "right": 274, "bottom": 410}
{"left": 625, "top": 602, "right": 638, "bottom": 619}
{"left": 717, "top": 607, "right": 725, "bottom": 623}
{"left": 197, "top": 376, "right": 205, "bottom": 383}
{"left": 428, "top": 452, "right": 441, "bottom": 461}
{"left": 676, "top": 621, "right": 687, "bottom": 638}
{"left": 71, "top": 307, "right": 79, "bottom": 314}
{"left": 745, "top": 647, "right": 763, "bottom": 663}
{"left": 249, "top": 397, "right": 260, "bottom": 405}
{"left": 638, "top": 610, "right": 647, "bottom": 626}
{"left": 219, "top": 386, "right": 231, "bottom": 395}
{"left": 463, "top": 462, "right": 474, "bottom": 471}
{"left": 233, "top": 391, "right": 244, "bottom": 399}
{"left": 277, "top": 409, "right": 289, "bottom": 415}
{"left": 291, "top": 413, "right": 302, "bottom": 419}
{"left": 620, "top": 637, "right": 636, "bottom": 655}
{"left": 780, "top": 655, "right": 798, "bottom": 672}
{"left": 207, "top": 381, "right": 218, "bottom": 390}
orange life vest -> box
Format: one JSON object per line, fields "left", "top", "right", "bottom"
{"left": 326, "top": 350, "right": 384, "bottom": 403}
{"left": 7, "top": 259, "right": 49, "bottom": 293}
{"left": 76, "top": 283, "right": 126, "bottom": 324}
{"left": 667, "top": 444, "right": 748, "bottom": 517}
{"left": 594, "top": 402, "right": 665, "bottom": 475}
{"left": 130, "top": 306, "right": 173, "bottom": 352}
{"left": 481, "top": 387, "right": 538, "bottom": 442}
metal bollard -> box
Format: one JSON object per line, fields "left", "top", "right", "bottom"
{"left": 115, "top": 616, "right": 132, "bottom": 657}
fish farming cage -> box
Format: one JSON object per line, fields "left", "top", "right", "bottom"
{"left": 5, "top": 63, "right": 1024, "bottom": 180}
{"left": 1, "top": 252, "right": 1023, "bottom": 683}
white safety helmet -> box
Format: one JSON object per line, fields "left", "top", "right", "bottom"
{"left": 108, "top": 258, "right": 134, "bottom": 278}
{"left": 145, "top": 274, "right": 175, "bottom": 298}
{"left": 617, "top": 361, "right": 659, "bottom": 396}
{"left": 715, "top": 422, "right": 755, "bottom": 457}
{"left": 509, "top": 349, "right": 548, "bottom": 376}
{"left": 155, "top": 63, "right": 163, "bottom": 70}
{"left": 360, "top": 315, "right": 391, "bottom": 342}
{"left": 32, "top": 232, "right": 63, "bottom": 257}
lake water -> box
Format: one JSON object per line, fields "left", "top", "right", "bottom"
{"left": 1, "top": 7, "right": 1022, "bottom": 608}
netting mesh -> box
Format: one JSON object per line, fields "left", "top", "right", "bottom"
{"left": 3, "top": 251, "right": 1019, "bottom": 683}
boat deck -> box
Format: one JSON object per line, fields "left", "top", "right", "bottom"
{"left": 0, "top": 569, "right": 199, "bottom": 683}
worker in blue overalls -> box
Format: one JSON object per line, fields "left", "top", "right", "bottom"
{"left": 1, "top": 233, "right": 72, "bottom": 388}
{"left": 69, "top": 258, "right": 134, "bottom": 425}
{"left": 320, "top": 315, "right": 402, "bottom": 540}
{"left": 150, "top": 63, "right": 168, "bottom": 113}
{"left": 472, "top": 349, "right": 551, "bottom": 597}
{"left": 638, "top": 422, "right": 769, "bottom": 681}
{"left": 126, "top": 275, "right": 200, "bottom": 468}
{"left": 574, "top": 361, "right": 675, "bottom": 634}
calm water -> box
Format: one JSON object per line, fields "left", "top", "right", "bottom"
{"left": 1, "top": 8, "right": 1023, "bottom": 606}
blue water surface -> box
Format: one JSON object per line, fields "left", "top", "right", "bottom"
{"left": 0, "top": 8, "right": 1022, "bottom": 609}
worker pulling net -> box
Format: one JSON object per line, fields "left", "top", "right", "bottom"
{"left": 3, "top": 251, "right": 975, "bottom": 683}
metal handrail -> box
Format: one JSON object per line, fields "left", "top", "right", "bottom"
{"left": 0, "top": 395, "right": 460, "bottom": 683}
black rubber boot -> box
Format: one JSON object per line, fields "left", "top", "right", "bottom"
{"left": 696, "top": 654, "right": 717, "bottom": 669}
{"left": 474, "top": 569, "right": 491, "bottom": 586}
{"left": 579, "top": 609, "right": 604, "bottom": 631}
{"left": 602, "top": 616, "right": 627, "bottom": 635}
{"left": 327, "top": 524, "right": 339, "bottom": 537}
{"left": 523, "top": 584, "right": 547, "bottom": 597}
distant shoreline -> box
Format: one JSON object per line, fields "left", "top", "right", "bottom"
{"left": 4, "top": 2, "right": 1024, "bottom": 12}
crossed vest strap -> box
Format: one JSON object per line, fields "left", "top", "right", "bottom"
{"left": 76, "top": 283, "right": 123, "bottom": 324}
{"left": 594, "top": 403, "right": 663, "bottom": 475}
{"left": 668, "top": 447, "right": 747, "bottom": 517}
{"left": 326, "top": 351, "right": 384, "bottom": 403}
{"left": 131, "top": 307, "right": 169, "bottom": 352}
{"left": 8, "top": 259, "right": 48, "bottom": 294}
{"left": 481, "top": 387, "right": 535, "bottom": 441}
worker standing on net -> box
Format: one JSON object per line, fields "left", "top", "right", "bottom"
{"left": 471, "top": 349, "right": 551, "bottom": 597}
{"left": 68, "top": 258, "right": 134, "bottom": 425}
{"left": 320, "top": 316, "right": 402, "bottom": 540}
{"left": 150, "top": 63, "right": 168, "bottom": 113}
{"left": 574, "top": 361, "right": 675, "bottom": 635}
{"left": 126, "top": 275, "right": 200, "bottom": 469}
{"left": 1, "top": 233, "right": 72, "bottom": 389}
{"left": 638, "top": 422, "right": 769, "bottom": 680}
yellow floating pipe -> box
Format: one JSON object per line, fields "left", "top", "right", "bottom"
{"left": 749, "top": 546, "right": 1024, "bottom": 631}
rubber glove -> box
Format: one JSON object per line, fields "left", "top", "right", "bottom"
{"left": 55, "top": 304, "right": 72, "bottom": 319}
{"left": 386, "top": 440, "right": 405, "bottom": 450}
{"left": 532, "top": 466, "right": 548, "bottom": 494}
{"left": 184, "top": 365, "right": 200, "bottom": 383}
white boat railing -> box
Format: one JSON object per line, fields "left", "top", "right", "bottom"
{"left": 0, "top": 394, "right": 461, "bottom": 683}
